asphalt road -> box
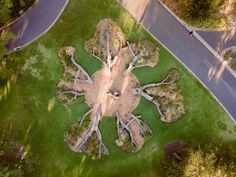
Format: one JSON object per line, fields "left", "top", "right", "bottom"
{"left": 197, "top": 28, "right": 236, "bottom": 53}
{"left": 7, "top": 0, "right": 68, "bottom": 51}
{"left": 119, "top": 0, "right": 236, "bottom": 123}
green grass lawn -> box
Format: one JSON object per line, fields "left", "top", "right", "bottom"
{"left": 0, "top": 0, "right": 235, "bottom": 177}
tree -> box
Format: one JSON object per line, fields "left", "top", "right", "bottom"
{"left": 184, "top": 0, "right": 211, "bottom": 19}
{"left": 0, "top": 30, "right": 13, "bottom": 58}
{"left": 0, "top": 0, "right": 13, "bottom": 25}
{"left": 0, "top": 30, "right": 16, "bottom": 102}
{"left": 0, "top": 0, "right": 36, "bottom": 27}
{"left": 161, "top": 144, "right": 236, "bottom": 177}
{"left": 0, "top": 125, "right": 39, "bottom": 177}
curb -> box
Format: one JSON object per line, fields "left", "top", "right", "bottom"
{"left": 157, "top": 0, "right": 191, "bottom": 30}
{"left": 116, "top": 0, "right": 236, "bottom": 124}
{"left": 0, "top": 0, "right": 39, "bottom": 32}
{"left": 158, "top": 0, "right": 236, "bottom": 78}
{"left": 9, "top": 0, "right": 69, "bottom": 53}
{"left": 193, "top": 26, "right": 234, "bottom": 32}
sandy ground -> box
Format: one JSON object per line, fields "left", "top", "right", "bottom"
{"left": 74, "top": 47, "right": 141, "bottom": 117}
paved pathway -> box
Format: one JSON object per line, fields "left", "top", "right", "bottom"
{"left": 7, "top": 0, "right": 68, "bottom": 51}
{"left": 118, "top": 0, "right": 236, "bottom": 123}
{"left": 197, "top": 28, "right": 236, "bottom": 53}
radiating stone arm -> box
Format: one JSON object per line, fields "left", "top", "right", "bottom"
{"left": 153, "top": 100, "right": 164, "bottom": 118}
{"left": 106, "top": 32, "right": 112, "bottom": 70}
{"left": 125, "top": 42, "right": 146, "bottom": 74}
{"left": 127, "top": 113, "right": 152, "bottom": 137}
{"left": 127, "top": 41, "right": 136, "bottom": 57}
{"left": 116, "top": 112, "right": 138, "bottom": 147}
{"left": 62, "top": 90, "right": 85, "bottom": 96}
{"left": 133, "top": 71, "right": 177, "bottom": 92}
{"left": 71, "top": 54, "right": 94, "bottom": 84}
{"left": 79, "top": 109, "right": 93, "bottom": 126}
{"left": 132, "top": 88, "right": 154, "bottom": 101}
{"left": 61, "top": 90, "right": 85, "bottom": 104}
{"left": 77, "top": 107, "right": 109, "bottom": 159}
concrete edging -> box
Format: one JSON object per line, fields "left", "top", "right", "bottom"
{"left": 0, "top": 0, "right": 40, "bottom": 32}
{"left": 9, "top": 0, "right": 69, "bottom": 53}
{"left": 193, "top": 26, "right": 234, "bottom": 32}
{"left": 158, "top": 0, "right": 236, "bottom": 78}
{"left": 116, "top": 0, "right": 236, "bottom": 124}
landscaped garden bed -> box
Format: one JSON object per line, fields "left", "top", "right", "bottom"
{"left": 58, "top": 19, "right": 185, "bottom": 160}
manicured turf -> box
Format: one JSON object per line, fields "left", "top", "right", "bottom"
{"left": 0, "top": 0, "right": 235, "bottom": 177}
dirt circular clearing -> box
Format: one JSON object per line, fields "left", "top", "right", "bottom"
{"left": 74, "top": 47, "right": 141, "bottom": 117}
{"left": 86, "top": 69, "right": 140, "bottom": 116}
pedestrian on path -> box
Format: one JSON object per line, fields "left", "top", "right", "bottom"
{"left": 188, "top": 30, "right": 194, "bottom": 36}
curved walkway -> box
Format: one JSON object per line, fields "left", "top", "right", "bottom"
{"left": 118, "top": 0, "right": 236, "bottom": 124}
{"left": 7, "top": 0, "right": 68, "bottom": 51}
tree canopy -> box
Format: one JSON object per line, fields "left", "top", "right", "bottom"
{"left": 0, "top": 125, "right": 39, "bottom": 177}
{"left": 0, "top": 0, "right": 13, "bottom": 25}
{"left": 0, "top": 0, "right": 35, "bottom": 26}
{"left": 161, "top": 143, "right": 236, "bottom": 177}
